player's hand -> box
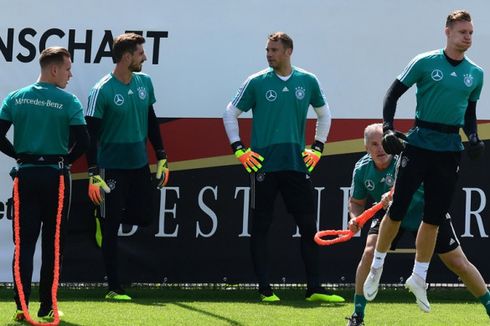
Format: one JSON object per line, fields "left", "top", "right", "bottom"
{"left": 348, "top": 219, "right": 360, "bottom": 233}
{"left": 88, "top": 167, "right": 110, "bottom": 205}
{"left": 382, "top": 123, "right": 407, "bottom": 155}
{"left": 467, "top": 133, "right": 485, "bottom": 160}
{"left": 232, "top": 141, "right": 264, "bottom": 173}
{"left": 302, "top": 141, "right": 324, "bottom": 173}
{"left": 380, "top": 190, "right": 393, "bottom": 210}
{"left": 156, "top": 159, "right": 169, "bottom": 189}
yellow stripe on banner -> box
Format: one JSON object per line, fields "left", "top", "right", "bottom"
{"left": 71, "top": 122, "right": 490, "bottom": 178}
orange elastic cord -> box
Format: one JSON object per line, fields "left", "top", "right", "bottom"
{"left": 13, "top": 174, "right": 64, "bottom": 326}
{"left": 314, "top": 188, "right": 394, "bottom": 246}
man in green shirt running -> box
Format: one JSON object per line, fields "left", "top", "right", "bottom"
{"left": 364, "top": 10, "right": 487, "bottom": 314}
{"left": 346, "top": 124, "right": 490, "bottom": 326}
{"left": 0, "top": 47, "right": 89, "bottom": 322}
{"left": 223, "top": 32, "right": 344, "bottom": 303}
{"left": 85, "top": 33, "right": 169, "bottom": 301}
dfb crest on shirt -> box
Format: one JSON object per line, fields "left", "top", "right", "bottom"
{"left": 364, "top": 179, "right": 375, "bottom": 191}
{"left": 463, "top": 74, "right": 474, "bottom": 87}
{"left": 137, "top": 87, "right": 147, "bottom": 100}
{"left": 295, "top": 86, "right": 306, "bottom": 100}
{"left": 385, "top": 174, "right": 394, "bottom": 187}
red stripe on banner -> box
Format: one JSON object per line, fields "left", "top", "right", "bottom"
{"left": 70, "top": 118, "right": 489, "bottom": 173}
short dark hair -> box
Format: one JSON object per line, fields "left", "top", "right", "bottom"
{"left": 39, "top": 47, "right": 71, "bottom": 69}
{"left": 446, "top": 10, "right": 472, "bottom": 28}
{"left": 268, "top": 32, "right": 293, "bottom": 50}
{"left": 112, "top": 33, "right": 145, "bottom": 62}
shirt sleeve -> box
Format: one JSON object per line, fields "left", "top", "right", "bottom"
{"left": 469, "top": 69, "right": 484, "bottom": 102}
{"left": 350, "top": 167, "right": 367, "bottom": 200}
{"left": 231, "top": 77, "right": 255, "bottom": 112}
{"left": 86, "top": 86, "right": 106, "bottom": 119}
{"left": 310, "top": 74, "right": 326, "bottom": 108}
{"left": 69, "top": 95, "right": 87, "bottom": 126}
{"left": 397, "top": 54, "right": 424, "bottom": 88}
{"left": 0, "top": 95, "right": 12, "bottom": 122}
{"left": 146, "top": 74, "right": 157, "bottom": 106}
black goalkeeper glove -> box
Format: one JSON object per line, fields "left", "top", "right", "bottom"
{"left": 382, "top": 122, "right": 407, "bottom": 155}
{"left": 467, "top": 133, "right": 485, "bottom": 160}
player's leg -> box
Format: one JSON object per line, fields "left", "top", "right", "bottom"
{"left": 347, "top": 231, "right": 378, "bottom": 325}
{"left": 38, "top": 167, "right": 69, "bottom": 318}
{"left": 250, "top": 172, "right": 279, "bottom": 301}
{"left": 12, "top": 168, "right": 43, "bottom": 313}
{"left": 365, "top": 146, "right": 422, "bottom": 300}
{"left": 281, "top": 171, "right": 344, "bottom": 303}
{"left": 436, "top": 214, "right": 490, "bottom": 318}
{"left": 124, "top": 165, "right": 155, "bottom": 226}
{"left": 406, "top": 150, "right": 461, "bottom": 312}
{"left": 99, "top": 169, "right": 132, "bottom": 300}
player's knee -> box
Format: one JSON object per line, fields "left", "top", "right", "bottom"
{"left": 443, "top": 254, "right": 470, "bottom": 275}
{"left": 361, "top": 246, "right": 375, "bottom": 265}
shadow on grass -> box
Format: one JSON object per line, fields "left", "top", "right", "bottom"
{"left": 171, "top": 302, "right": 245, "bottom": 326}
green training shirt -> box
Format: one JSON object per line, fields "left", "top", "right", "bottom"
{"left": 350, "top": 154, "right": 423, "bottom": 231}
{"left": 231, "top": 67, "right": 326, "bottom": 173}
{"left": 86, "top": 72, "right": 156, "bottom": 169}
{"left": 398, "top": 49, "right": 484, "bottom": 151}
{"left": 0, "top": 82, "right": 85, "bottom": 155}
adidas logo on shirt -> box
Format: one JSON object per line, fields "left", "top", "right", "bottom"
{"left": 450, "top": 72, "right": 457, "bottom": 77}
{"left": 128, "top": 89, "right": 134, "bottom": 95}
{"left": 449, "top": 238, "right": 455, "bottom": 245}
{"left": 282, "top": 86, "right": 289, "bottom": 92}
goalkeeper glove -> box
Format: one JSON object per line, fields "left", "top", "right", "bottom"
{"left": 231, "top": 141, "right": 264, "bottom": 173}
{"left": 467, "top": 133, "right": 485, "bottom": 160}
{"left": 302, "top": 140, "right": 324, "bottom": 173}
{"left": 155, "top": 149, "right": 169, "bottom": 189}
{"left": 88, "top": 166, "right": 111, "bottom": 205}
{"left": 382, "top": 122, "right": 407, "bottom": 155}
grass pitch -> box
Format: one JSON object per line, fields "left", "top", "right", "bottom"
{"left": 0, "top": 286, "right": 488, "bottom": 325}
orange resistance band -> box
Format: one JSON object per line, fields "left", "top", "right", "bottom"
{"left": 314, "top": 188, "right": 395, "bottom": 246}
{"left": 13, "top": 173, "right": 65, "bottom": 326}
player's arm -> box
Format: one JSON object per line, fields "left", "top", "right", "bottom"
{"left": 348, "top": 197, "right": 367, "bottom": 233}
{"left": 0, "top": 118, "right": 16, "bottom": 159}
{"left": 223, "top": 102, "right": 264, "bottom": 173}
{"left": 148, "top": 105, "right": 169, "bottom": 188}
{"left": 302, "top": 105, "right": 331, "bottom": 172}
{"left": 85, "top": 116, "right": 110, "bottom": 204}
{"left": 463, "top": 100, "right": 484, "bottom": 159}
{"left": 382, "top": 79, "right": 410, "bottom": 154}
{"left": 66, "top": 125, "right": 90, "bottom": 164}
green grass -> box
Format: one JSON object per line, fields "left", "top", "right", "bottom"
{"left": 0, "top": 287, "right": 488, "bottom": 326}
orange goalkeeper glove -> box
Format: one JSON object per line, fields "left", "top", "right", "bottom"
{"left": 231, "top": 141, "right": 264, "bottom": 173}
{"left": 302, "top": 140, "right": 324, "bottom": 173}
{"left": 88, "top": 167, "right": 110, "bottom": 205}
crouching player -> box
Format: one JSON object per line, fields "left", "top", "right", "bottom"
{"left": 345, "top": 123, "right": 490, "bottom": 326}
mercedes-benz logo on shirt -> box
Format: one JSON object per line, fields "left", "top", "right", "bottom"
{"left": 431, "top": 69, "right": 443, "bottom": 81}
{"left": 114, "top": 94, "right": 125, "bottom": 106}
{"left": 265, "top": 90, "right": 277, "bottom": 102}
{"left": 364, "top": 179, "right": 375, "bottom": 191}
